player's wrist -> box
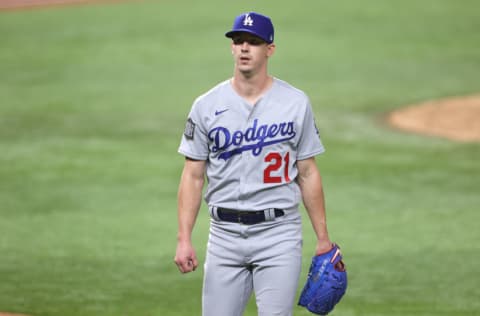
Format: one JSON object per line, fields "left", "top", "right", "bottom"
{"left": 315, "top": 239, "right": 333, "bottom": 255}
{"left": 177, "top": 233, "right": 192, "bottom": 243}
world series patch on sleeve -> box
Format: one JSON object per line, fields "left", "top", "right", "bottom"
{"left": 298, "top": 243, "right": 347, "bottom": 315}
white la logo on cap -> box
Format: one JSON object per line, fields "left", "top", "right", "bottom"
{"left": 243, "top": 13, "right": 254, "bottom": 26}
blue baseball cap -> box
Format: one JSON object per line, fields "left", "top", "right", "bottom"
{"left": 225, "top": 12, "right": 274, "bottom": 44}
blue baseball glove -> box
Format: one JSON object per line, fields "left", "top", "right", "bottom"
{"left": 298, "top": 244, "right": 347, "bottom": 315}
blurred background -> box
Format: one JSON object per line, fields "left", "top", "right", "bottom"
{"left": 0, "top": 0, "right": 479, "bottom": 315}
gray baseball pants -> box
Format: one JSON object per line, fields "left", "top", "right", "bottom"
{"left": 202, "top": 208, "right": 303, "bottom": 316}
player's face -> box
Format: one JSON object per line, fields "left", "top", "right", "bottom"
{"left": 231, "top": 33, "right": 275, "bottom": 75}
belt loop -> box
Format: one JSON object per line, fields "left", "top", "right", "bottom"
{"left": 209, "top": 206, "right": 220, "bottom": 221}
{"left": 264, "top": 208, "right": 275, "bottom": 221}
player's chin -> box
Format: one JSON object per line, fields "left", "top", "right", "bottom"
{"left": 238, "top": 65, "right": 255, "bottom": 76}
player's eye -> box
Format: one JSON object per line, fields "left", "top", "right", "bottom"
{"left": 232, "top": 37, "right": 265, "bottom": 46}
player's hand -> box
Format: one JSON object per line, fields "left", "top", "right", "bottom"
{"left": 315, "top": 239, "right": 333, "bottom": 256}
{"left": 174, "top": 241, "right": 199, "bottom": 274}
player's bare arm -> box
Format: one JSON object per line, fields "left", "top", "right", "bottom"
{"left": 296, "top": 157, "right": 332, "bottom": 255}
{"left": 174, "top": 158, "right": 206, "bottom": 273}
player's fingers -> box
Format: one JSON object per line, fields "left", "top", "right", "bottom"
{"left": 191, "top": 257, "right": 199, "bottom": 271}
{"left": 176, "top": 262, "right": 188, "bottom": 273}
{"left": 174, "top": 256, "right": 188, "bottom": 273}
{"left": 186, "top": 259, "right": 195, "bottom": 272}
{"left": 184, "top": 260, "right": 196, "bottom": 273}
{"left": 175, "top": 258, "right": 196, "bottom": 274}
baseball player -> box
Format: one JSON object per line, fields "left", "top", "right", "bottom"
{"left": 174, "top": 12, "right": 333, "bottom": 316}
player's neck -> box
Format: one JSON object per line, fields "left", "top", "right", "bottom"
{"left": 231, "top": 72, "right": 273, "bottom": 106}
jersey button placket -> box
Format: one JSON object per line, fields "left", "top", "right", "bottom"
{"left": 237, "top": 117, "right": 250, "bottom": 210}
{"left": 238, "top": 105, "right": 256, "bottom": 210}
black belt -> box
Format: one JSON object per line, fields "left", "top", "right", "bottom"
{"left": 216, "top": 207, "right": 285, "bottom": 225}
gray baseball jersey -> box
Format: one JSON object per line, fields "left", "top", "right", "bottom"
{"left": 178, "top": 77, "right": 324, "bottom": 211}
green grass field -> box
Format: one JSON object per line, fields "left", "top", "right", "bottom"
{"left": 1, "top": 1, "right": 479, "bottom": 315}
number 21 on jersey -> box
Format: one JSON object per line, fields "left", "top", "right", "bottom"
{"left": 263, "top": 152, "right": 291, "bottom": 183}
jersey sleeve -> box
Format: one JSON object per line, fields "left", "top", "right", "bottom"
{"left": 296, "top": 99, "right": 325, "bottom": 160}
{"left": 178, "top": 99, "right": 210, "bottom": 160}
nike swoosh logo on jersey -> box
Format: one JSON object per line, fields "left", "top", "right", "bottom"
{"left": 215, "top": 109, "right": 229, "bottom": 116}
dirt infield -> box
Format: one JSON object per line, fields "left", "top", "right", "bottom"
{"left": 387, "top": 95, "right": 480, "bottom": 142}
{"left": 0, "top": 0, "right": 125, "bottom": 10}
{"left": 0, "top": 313, "right": 30, "bottom": 316}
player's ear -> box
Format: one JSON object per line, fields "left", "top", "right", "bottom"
{"left": 266, "top": 44, "right": 276, "bottom": 57}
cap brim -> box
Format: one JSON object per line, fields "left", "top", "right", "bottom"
{"left": 225, "top": 29, "right": 271, "bottom": 43}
